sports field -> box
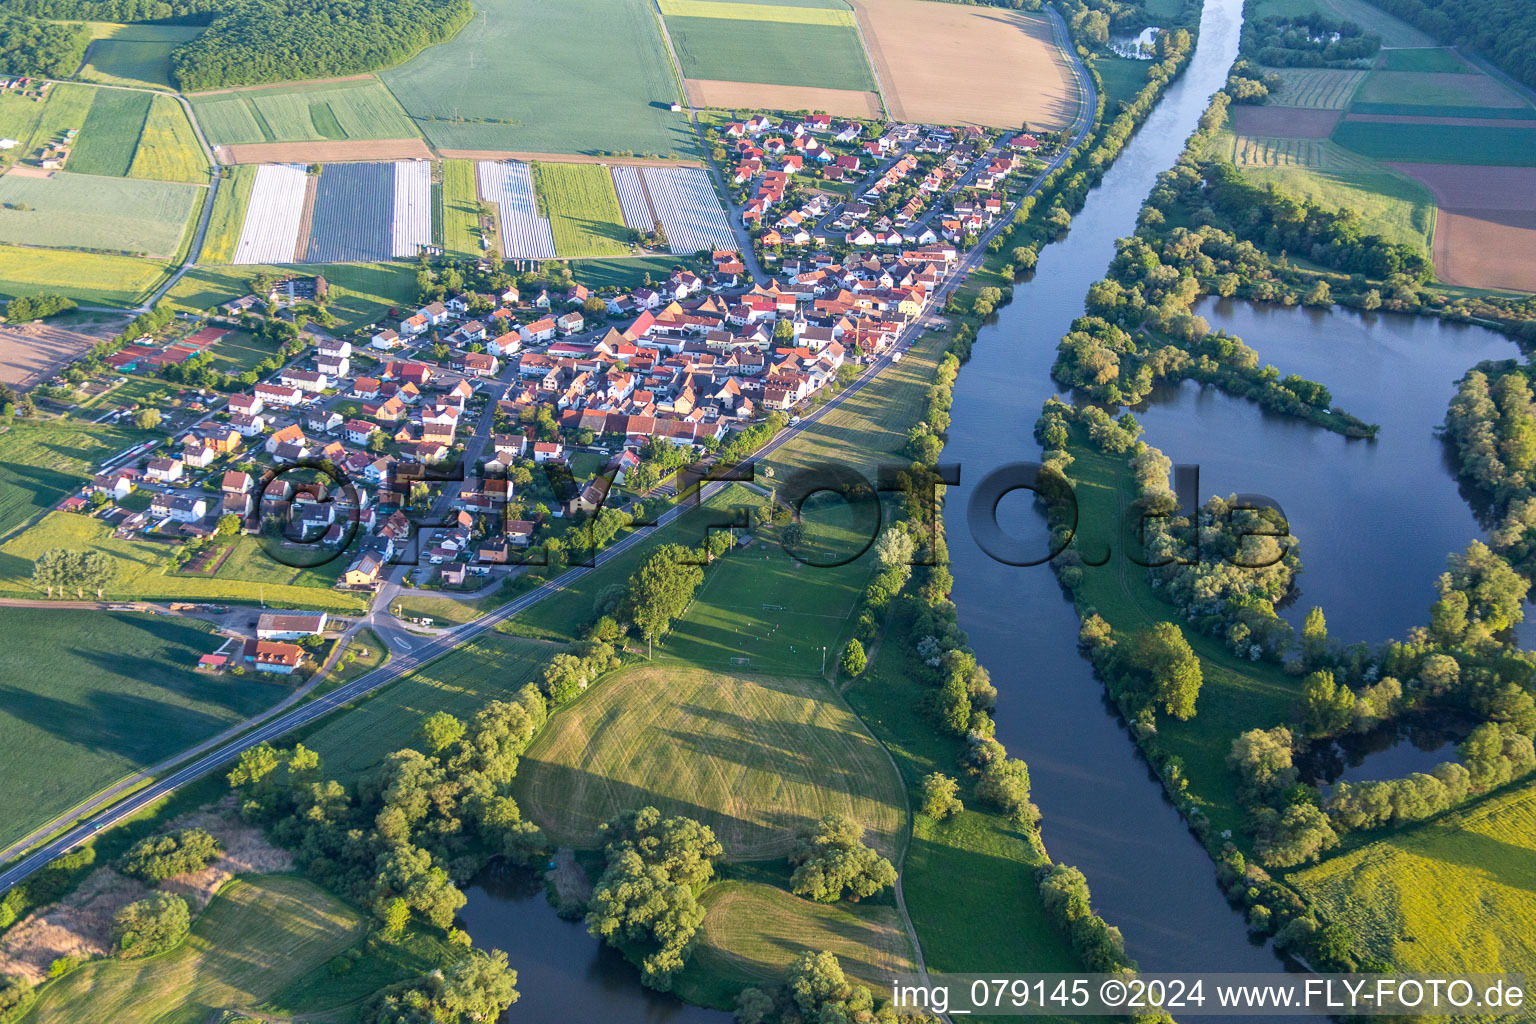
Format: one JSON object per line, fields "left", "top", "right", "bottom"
{"left": 0, "top": 245, "right": 170, "bottom": 306}
{"left": 1265, "top": 67, "right": 1366, "bottom": 109}
{"left": 0, "top": 609, "right": 289, "bottom": 851}
{"left": 189, "top": 79, "right": 420, "bottom": 147}
{"left": 689, "top": 881, "right": 915, "bottom": 993}
{"left": 19, "top": 875, "right": 363, "bottom": 1024}
{"left": 851, "top": 0, "right": 1076, "bottom": 128}
{"left": 515, "top": 665, "right": 905, "bottom": 858}
{"left": 69, "top": 88, "right": 151, "bottom": 177}
{"left": 0, "top": 171, "right": 200, "bottom": 258}
{"left": 380, "top": 0, "right": 695, "bottom": 157}
{"left": 440, "top": 158, "right": 485, "bottom": 257}
{"left": 76, "top": 23, "right": 204, "bottom": 90}
{"left": 1291, "top": 782, "right": 1536, "bottom": 979}
{"left": 532, "top": 161, "right": 630, "bottom": 257}
{"left": 126, "top": 95, "right": 208, "bottom": 184}
{"left": 667, "top": 15, "right": 876, "bottom": 92}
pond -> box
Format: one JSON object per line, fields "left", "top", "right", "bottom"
{"left": 1109, "top": 26, "right": 1161, "bottom": 58}
{"left": 1297, "top": 714, "right": 1475, "bottom": 789}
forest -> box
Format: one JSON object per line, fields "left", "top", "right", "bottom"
{"left": 2, "top": 0, "right": 472, "bottom": 88}
{"left": 0, "top": 10, "right": 87, "bottom": 77}
{"left": 1363, "top": 0, "right": 1536, "bottom": 89}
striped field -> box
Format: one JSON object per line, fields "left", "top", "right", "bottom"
{"left": 1266, "top": 68, "right": 1367, "bottom": 110}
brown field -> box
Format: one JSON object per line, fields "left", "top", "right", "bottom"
{"left": 437, "top": 150, "right": 702, "bottom": 168}
{"left": 1389, "top": 162, "right": 1536, "bottom": 292}
{"left": 851, "top": 0, "right": 1076, "bottom": 129}
{"left": 1345, "top": 112, "right": 1536, "bottom": 127}
{"left": 4, "top": 167, "right": 53, "bottom": 180}
{"left": 685, "top": 78, "right": 882, "bottom": 119}
{"left": 215, "top": 139, "right": 433, "bottom": 164}
{"left": 0, "top": 322, "right": 110, "bottom": 389}
{"left": 1231, "top": 105, "right": 1342, "bottom": 138}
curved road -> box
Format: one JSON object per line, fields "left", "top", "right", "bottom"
{"left": 0, "top": 4, "right": 1096, "bottom": 896}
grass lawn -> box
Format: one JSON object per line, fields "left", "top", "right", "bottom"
{"left": 380, "top": 0, "right": 695, "bottom": 157}
{"left": 312, "top": 627, "right": 390, "bottom": 694}
{"left": 514, "top": 664, "right": 906, "bottom": 858}
{"left": 69, "top": 88, "right": 152, "bottom": 178}
{"left": 0, "top": 609, "right": 290, "bottom": 851}
{"left": 0, "top": 512, "right": 368, "bottom": 611}
{"left": 1378, "top": 47, "right": 1474, "bottom": 74}
{"left": 391, "top": 587, "right": 508, "bottom": 626}
{"left": 127, "top": 94, "right": 208, "bottom": 185}
{"left": 0, "top": 93, "right": 46, "bottom": 166}
{"left": 205, "top": 328, "right": 276, "bottom": 373}
{"left": 76, "top": 22, "right": 204, "bottom": 90}
{"left": 0, "top": 419, "right": 148, "bottom": 536}
{"left": 198, "top": 164, "right": 254, "bottom": 264}
{"left": 1251, "top": 0, "right": 1433, "bottom": 47}
{"left": 682, "top": 880, "right": 915, "bottom": 1001}
{"left": 0, "top": 172, "right": 201, "bottom": 259}
{"left": 440, "top": 158, "right": 484, "bottom": 258}
{"left": 1290, "top": 780, "right": 1536, "bottom": 977}
{"left": 1332, "top": 120, "right": 1536, "bottom": 166}
{"left": 1093, "top": 55, "right": 1150, "bottom": 113}
{"left": 667, "top": 16, "right": 877, "bottom": 91}
{"left": 165, "top": 263, "right": 417, "bottom": 329}
{"left": 533, "top": 161, "right": 631, "bottom": 258}
{"left": 188, "top": 79, "right": 420, "bottom": 146}
{"left": 19, "top": 875, "right": 363, "bottom": 1024}
{"left": 299, "top": 631, "right": 551, "bottom": 780}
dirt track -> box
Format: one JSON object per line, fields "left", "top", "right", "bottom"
{"left": 216, "top": 138, "right": 434, "bottom": 164}
{"left": 684, "top": 79, "right": 882, "bottom": 119}
{"left": 1231, "top": 105, "right": 1342, "bottom": 138}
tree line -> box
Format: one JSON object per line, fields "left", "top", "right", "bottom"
{"left": 0, "top": 11, "right": 88, "bottom": 78}
{"left": 1240, "top": 11, "right": 1381, "bottom": 68}
{"left": 1364, "top": 0, "right": 1536, "bottom": 90}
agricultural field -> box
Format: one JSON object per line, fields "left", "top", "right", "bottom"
{"left": 67, "top": 88, "right": 151, "bottom": 177}
{"left": 1231, "top": 105, "right": 1341, "bottom": 137}
{"left": 1291, "top": 782, "right": 1536, "bottom": 980}
{"left": 0, "top": 94, "right": 47, "bottom": 169}
{"left": 440, "top": 158, "right": 487, "bottom": 257}
{"left": 1389, "top": 162, "right": 1536, "bottom": 293}
{"left": 685, "top": 78, "right": 882, "bottom": 118}
{"left": 380, "top": 0, "right": 695, "bottom": 157}
{"left": 687, "top": 881, "right": 915, "bottom": 995}
{"left": 1241, "top": 159, "right": 1435, "bottom": 252}
{"left": 1331, "top": 121, "right": 1536, "bottom": 165}
{"left": 389, "top": 159, "right": 432, "bottom": 257}
{"left": 0, "top": 246, "right": 171, "bottom": 306}
{"left": 1351, "top": 69, "right": 1530, "bottom": 110}
{"left": 611, "top": 165, "right": 656, "bottom": 232}
{"left": 533, "top": 161, "right": 630, "bottom": 257}
{"left": 1250, "top": 0, "right": 1434, "bottom": 47}
{"left": 666, "top": 13, "right": 876, "bottom": 92}
{"left": 1265, "top": 67, "right": 1367, "bottom": 109}
{"left": 850, "top": 0, "right": 1077, "bottom": 128}
{"left": 232, "top": 162, "right": 307, "bottom": 264}
{"left": 24, "top": 82, "right": 93, "bottom": 162}
{"left": 0, "top": 609, "right": 289, "bottom": 851}
{"left": 514, "top": 665, "right": 906, "bottom": 858}
{"left": 126, "top": 95, "right": 207, "bottom": 184}
{"left": 188, "top": 79, "right": 420, "bottom": 147}
{"left": 0, "top": 420, "right": 146, "bottom": 537}
{"left": 75, "top": 22, "right": 204, "bottom": 90}
{"left": 303, "top": 161, "right": 394, "bottom": 263}
{"left": 19, "top": 875, "right": 364, "bottom": 1024}
{"left": 0, "top": 172, "right": 199, "bottom": 259}
{"left": 1379, "top": 47, "right": 1475, "bottom": 74}
{"left": 199, "top": 163, "right": 255, "bottom": 263}
{"left": 643, "top": 165, "right": 737, "bottom": 253}
{"left": 478, "top": 160, "right": 554, "bottom": 259}
{"left": 301, "top": 632, "right": 550, "bottom": 779}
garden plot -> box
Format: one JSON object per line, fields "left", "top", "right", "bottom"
{"left": 303, "top": 161, "right": 392, "bottom": 263}
{"left": 390, "top": 159, "right": 432, "bottom": 258}
{"left": 477, "top": 160, "right": 554, "bottom": 259}
{"left": 642, "top": 166, "right": 735, "bottom": 253}
{"left": 233, "top": 162, "right": 307, "bottom": 264}
{"left": 612, "top": 165, "right": 658, "bottom": 231}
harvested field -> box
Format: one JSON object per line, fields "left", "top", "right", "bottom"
{"left": 514, "top": 665, "right": 905, "bottom": 859}
{"left": 0, "top": 171, "right": 199, "bottom": 258}
{"left": 215, "top": 138, "right": 433, "bottom": 165}
{"left": 1388, "top": 162, "right": 1536, "bottom": 292}
{"left": 851, "top": 0, "right": 1076, "bottom": 128}
{"left": 643, "top": 165, "right": 736, "bottom": 253}
{"left": 304, "top": 161, "right": 393, "bottom": 263}
{"left": 233, "top": 162, "right": 307, "bottom": 264}
{"left": 685, "top": 78, "right": 882, "bottom": 118}
{"left": 1344, "top": 112, "right": 1536, "bottom": 127}
{"left": 1265, "top": 67, "right": 1366, "bottom": 109}
{"left": 1231, "top": 105, "right": 1341, "bottom": 138}
{"left": 0, "top": 321, "right": 105, "bottom": 389}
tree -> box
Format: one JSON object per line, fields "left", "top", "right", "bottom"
{"left": 874, "top": 527, "right": 914, "bottom": 568}
{"left": 1253, "top": 803, "right": 1338, "bottom": 868}
{"left": 788, "top": 814, "right": 896, "bottom": 903}
{"left": 31, "top": 548, "right": 66, "bottom": 598}
{"left": 623, "top": 544, "right": 704, "bottom": 657}
{"left": 1302, "top": 669, "right": 1354, "bottom": 737}
{"left": 438, "top": 948, "right": 519, "bottom": 1021}
{"left": 133, "top": 408, "right": 162, "bottom": 431}
{"left": 112, "top": 893, "right": 190, "bottom": 958}
{"left": 216, "top": 513, "right": 242, "bottom": 537}
{"left": 920, "top": 772, "right": 963, "bottom": 820}
{"left": 840, "top": 639, "right": 866, "bottom": 678}
{"left": 381, "top": 896, "right": 410, "bottom": 938}
{"left": 77, "top": 550, "right": 112, "bottom": 599}
{"left": 976, "top": 757, "right": 1036, "bottom": 825}
{"left": 368, "top": 429, "right": 388, "bottom": 452}
{"left": 1227, "top": 727, "right": 1297, "bottom": 804}
{"left": 117, "top": 828, "right": 222, "bottom": 883}
{"left": 1135, "top": 622, "right": 1202, "bottom": 720}
{"left": 417, "top": 711, "right": 465, "bottom": 755}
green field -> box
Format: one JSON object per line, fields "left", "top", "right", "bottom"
{"left": 0, "top": 609, "right": 289, "bottom": 851}
{"left": 76, "top": 23, "right": 205, "bottom": 90}
{"left": 1352, "top": 69, "right": 1530, "bottom": 109}
{"left": 0, "top": 512, "right": 367, "bottom": 612}
{"left": 301, "top": 632, "right": 550, "bottom": 779}
{"left": 205, "top": 328, "right": 277, "bottom": 373}
{"left": 20, "top": 875, "right": 363, "bottom": 1024}
{"left": 198, "top": 164, "right": 254, "bottom": 264}
{"left": 0, "top": 171, "right": 200, "bottom": 258}
{"left": 0, "top": 245, "right": 170, "bottom": 306}
{"left": 515, "top": 664, "right": 905, "bottom": 858}
{"left": 1291, "top": 781, "right": 1536, "bottom": 980}
{"left": 660, "top": 0, "right": 856, "bottom": 25}
{"left": 533, "top": 161, "right": 631, "bottom": 257}
{"left": 686, "top": 880, "right": 915, "bottom": 997}
{"left": 23, "top": 82, "right": 93, "bottom": 162}
{"left": 1332, "top": 120, "right": 1536, "bottom": 165}
{"left": 1378, "top": 47, "right": 1474, "bottom": 74}
{"left": 189, "top": 79, "right": 419, "bottom": 146}
{"left": 1265, "top": 67, "right": 1366, "bottom": 109}
{"left": 127, "top": 94, "right": 207, "bottom": 184}
{"left": 0, "top": 93, "right": 47, "bottom": 165}
{"left": 569, "top": 254, "right": 692, "bottom": 289}
{"left": 165, "top": 262, "right": 417, "bottom": 329}
{"left": 0, "top": 420, "right": 146, "bottom": 536}
{"left": 667, "top": 15, "right": 877, "bottom": 91}
{"left": 1094, "top": 55, "right": 1151, "bottom": 113}
{"left": 440, "top": 158, "right": 484, "bottom": 257}
{"left": 380, "top": 0, "right": 695, "bottom": 157}
{"left": 69, "top": 88, "right": 152, "bottom": 177}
